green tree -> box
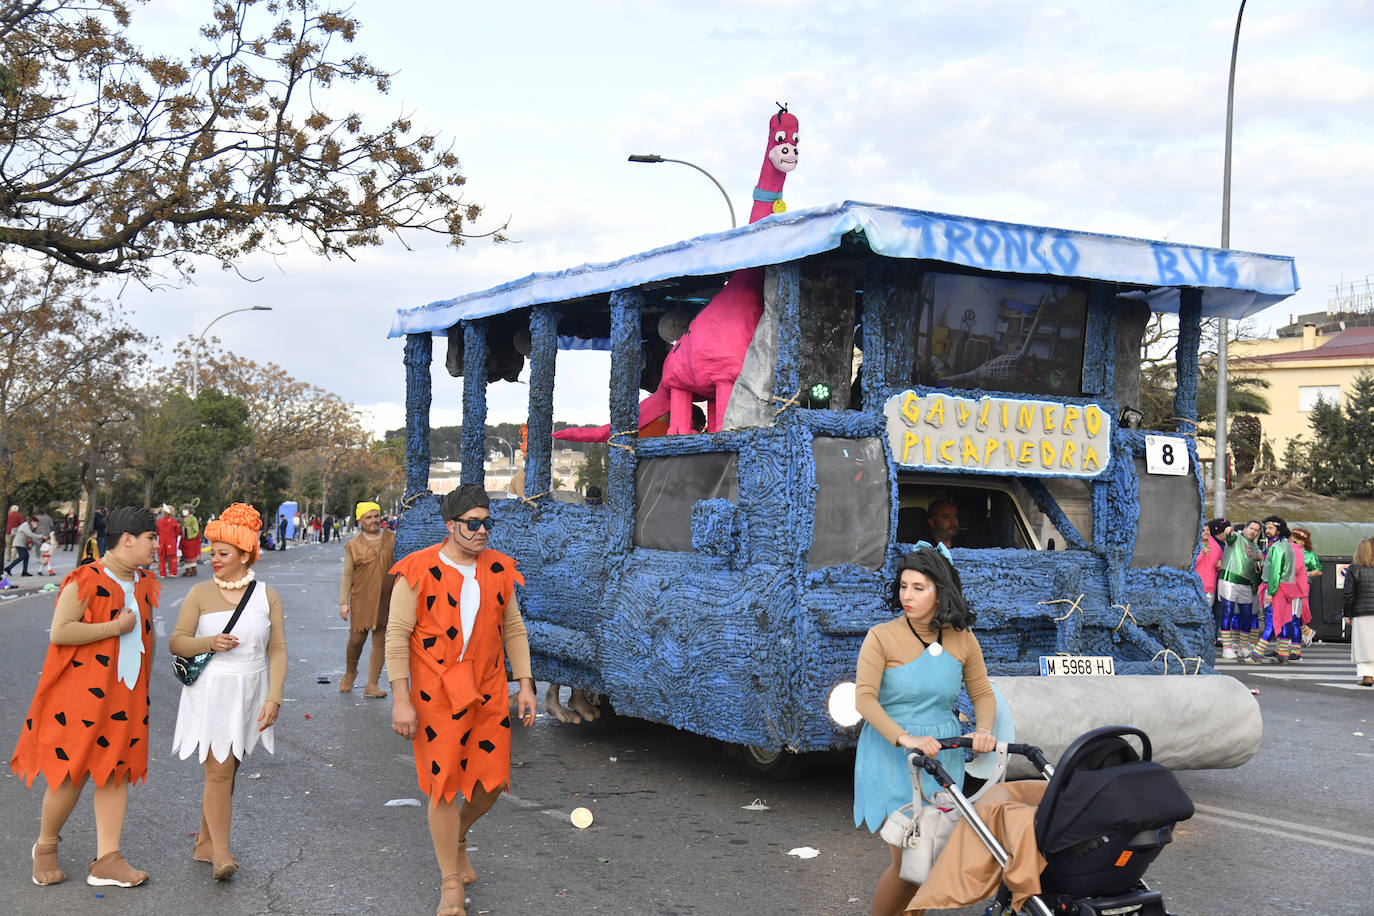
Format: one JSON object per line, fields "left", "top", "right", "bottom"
{"left": 0, "top": 0, "right": 500, "bottom": 281}
{"left": 1281, "top": 435, "right": 1310, "bottom": 482}
{"left": 158, "top": 390, "right": 253, "bottom": 509}
{"left": 1343, "top": 370, "right": 1374, "bottom": 497}
{"left": 573, "top": 442, "right": 608, "bottom": 495}
{"left": 1306, "top": 396, "right": 1347, "bottom": 495}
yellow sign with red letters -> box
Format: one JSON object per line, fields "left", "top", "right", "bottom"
{"left": 884, "top": 391, "right": 1111, "bottom": 477}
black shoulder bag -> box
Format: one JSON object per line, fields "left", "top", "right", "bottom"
{"left": 172, "top": 581, "right": 257, "bottom": 686}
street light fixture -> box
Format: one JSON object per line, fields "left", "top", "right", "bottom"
{"left": 190, "top": 306, "right": 273, "bottom": 398}
{"left": 491, "top": 436, "right": 515, "bottom": 467}
{"left": 628, "top": 154, "right": 737, "bottom": 229}
{"left": 1214, "top": 0, "right": 1247, "bottom": 520}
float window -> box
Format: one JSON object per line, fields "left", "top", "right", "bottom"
{"left": 809, "top": 437, "right": 889, "bottom": 570}
{"left": 913, "top": 272, "right": 1087, "bottom": 397}
{"left": 634, "top": 453, "right": 738, "bottom": 551}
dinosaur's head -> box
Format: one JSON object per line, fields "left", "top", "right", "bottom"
{"left": 766, "top": 107, "right": 799, "bottom": 174}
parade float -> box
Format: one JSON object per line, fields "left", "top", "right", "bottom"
{"left": 387, "top": 109, "right": 1293, "bottom": 775}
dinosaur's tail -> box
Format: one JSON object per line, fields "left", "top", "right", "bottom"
{"left": 552, "top": 388, "right": 671, "bottom": 443}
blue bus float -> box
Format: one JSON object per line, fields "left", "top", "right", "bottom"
{"left": 388, "top": 200, "right": 1295, "bottom": 774}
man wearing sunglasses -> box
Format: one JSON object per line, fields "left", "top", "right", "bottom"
{"left": 385, "top": 484, "right": 535, "bottom": 916}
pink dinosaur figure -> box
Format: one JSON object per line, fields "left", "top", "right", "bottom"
{"left": 556, "top": 106, "right": 799, "bottom": 442}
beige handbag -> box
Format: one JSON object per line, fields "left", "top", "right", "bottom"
{"left": 879, "top": 742, "right": 1009, "bottom": 884}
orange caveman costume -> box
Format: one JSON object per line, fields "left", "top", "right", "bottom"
{"left": 386, "top": 484, "right": 535, "bottom": 916}
{"left": 12, "top": 564, "right": 159, "bottom": 788}
{"left": 389, "top": 541, "right": 524, "bottom": 802}
{"left": 11, "top": 506, "right": 161, "bottom": 889}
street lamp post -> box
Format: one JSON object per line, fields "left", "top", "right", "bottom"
{"left": 491, "top": 436, "right": 515, "bottom": 467}
{"left": 1215, "top": 0, "right": 1247, "bottom": 520}
{"left": 190, "top": 306, "right": 273, "bottom": 398}
{"left": 628, "top": 154, "right": 737, "bottom": 229}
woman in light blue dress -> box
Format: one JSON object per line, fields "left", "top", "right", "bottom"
{"left": 853, "top": 546, "right": 997, "bottom": 916}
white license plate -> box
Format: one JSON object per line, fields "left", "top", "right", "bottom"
{"left": 1039, "top": 655, "right": 1115, "bottom": 676}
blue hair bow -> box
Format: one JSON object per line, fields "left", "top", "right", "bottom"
{"left": 908, "top": 539, "right": 953, "bottom": 563}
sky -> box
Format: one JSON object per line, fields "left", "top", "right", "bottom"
{"left": 114, "top": 0, "right": 1374, "bottom": 438}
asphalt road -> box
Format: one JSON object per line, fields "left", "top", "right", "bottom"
{"left": 1, "top": 543, "right": 1371, "bottom": 915}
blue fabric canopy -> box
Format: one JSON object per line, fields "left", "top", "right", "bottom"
{"left": 390, "top": 200, "right": 1299, "bottom": 337}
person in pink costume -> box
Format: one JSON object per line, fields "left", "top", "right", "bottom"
{"left": 1194, "top": 519, "right": 1227, "bottom": 649}
{"left": 557, "top": 106, "right": 799, "bottom": 442}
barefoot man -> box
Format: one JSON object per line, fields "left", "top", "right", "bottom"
{"left": 387, "top": 485, "right": 536, "bottom": 916}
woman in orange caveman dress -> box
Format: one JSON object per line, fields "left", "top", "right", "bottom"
{"left": 11, "top": 507, "right": 160, "bottom": 890}
{"left": 387, "top": 485, "right": 535, "bottom": 916}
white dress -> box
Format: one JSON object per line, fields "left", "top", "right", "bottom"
{"left": 172, "top": 583, "right": 276, "bottom": 762}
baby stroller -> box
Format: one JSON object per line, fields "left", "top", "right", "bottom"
{"left": 911, "top": 725, "right": 1194, "bottom": 916}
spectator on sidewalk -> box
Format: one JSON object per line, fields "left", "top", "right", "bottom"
{"left": 5, "top": 504, "right": 23, "bottom": 567}
{"left": 5, "top": 514, "right": 40, "bottom": 577}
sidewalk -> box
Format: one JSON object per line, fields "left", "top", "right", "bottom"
{"left": 0, "top": 540, "right": 207, "bottom": 599}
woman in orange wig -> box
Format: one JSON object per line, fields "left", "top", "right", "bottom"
{"left": 168, "top": 503, "right": 286, "bottom": 880}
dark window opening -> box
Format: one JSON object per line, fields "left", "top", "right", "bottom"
{"left": 809, "top": 437, "right": 889, "bottom": 570}
{"left": 634, "top": 453, "right": 738, "bottom": 552}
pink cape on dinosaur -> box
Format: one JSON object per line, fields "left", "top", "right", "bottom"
{"left": 555, "top": 106, "right": 799, "bottom": 442}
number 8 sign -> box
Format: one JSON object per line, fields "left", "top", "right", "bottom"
{"left": 1144, "top": 434, "right": 1190, "bottom": 476}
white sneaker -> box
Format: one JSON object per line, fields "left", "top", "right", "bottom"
{"left": 1222, "top": 646, "right": 1237, "bottom": 659}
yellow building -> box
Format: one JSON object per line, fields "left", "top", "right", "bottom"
{"left": 1228, "top": 322, "right": 1374, "bottom": 459}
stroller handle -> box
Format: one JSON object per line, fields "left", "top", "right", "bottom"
{"left": 909, "top": 737, "right": 1055, "bottom": 784}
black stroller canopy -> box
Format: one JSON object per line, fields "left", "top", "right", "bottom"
{"left": 1035, "top": 726, "right": 1195, "bottom": 855}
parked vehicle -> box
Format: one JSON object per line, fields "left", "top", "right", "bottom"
{"left": 389, "top": 201, "right": 1297, "bottom": 769}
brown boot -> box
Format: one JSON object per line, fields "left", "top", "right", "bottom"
{"left": 362, "top": 684, "right": 388, "bottom": 698}
{"left": 31, "top": 838, "right": 65, "bottom": 886}
{"left": 339, "top": 671, "right": 356, "bottom": 692}
{"left": 86, "top": 850, "right": 148, "bottom": 887}
{"left": 437, "top": 875, "right": 466, "bottom": 916}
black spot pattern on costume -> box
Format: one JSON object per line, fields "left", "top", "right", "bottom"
{"left": 424, "top": 726, "right": 437, "bottom": 741}
{"left": 419, "top": 690, "right": 431, "bottom": 702}
{"left": 95, "top": 585, "right": 110, "bottom": 597}
{"left": 95, "top": 654, "right": 110, "bottom": 666}
{"left": 55, "top": 747, "right": 69, "bottom": 760}
{"left": 111, "top": 711, "right": 127, "bottom": 721}
{"left": 478, "top": 739, "right": 496, "bottom": 753}
{"left": 422, "top": 636, "right": 437, "bottom": 649}
{"left": 145, "top": 619, "right": 151, "bottom": 633}
{"left": 460, "top": 759, "right": 467, "bottom": 771}
{"left": 452, "top": 708, "right": 467, "bottom": 721}
{"left": 426, "top": 595, "right": 437, "bottom": 611}
{"left": 496, "top": 591, "right": 505, "bottom": 607}
{"left": 108, "top": 610, "right": 119, "bottom": 621}
{"left": 55, "top": 712, "right": 66, "bottom": 725}
{"left": 431, "top": 760, "right": 441, "bottom": 775}
{"left": 482, "top": 693, "right": 491, "bottom": 704}
{"left": 490, "top": 561, "right": 504, "bottom": 573}
{"left": 447, "top": 594, "right": 457, "bottom": 607}
{"left": 82, "top": 719, "right": 94, "bottom": 728}
{"left": 142, "top": 715, "right": 148, "bottom": 725}
{"left": 429, "top": 566, "right": 443, "bottom": 581}
{"left": 70, "top": 660, "right": 83, "bottom": 668}
{"left": 25, "top": 718, "right": 32, "bottom": 730}
{"left": 460, "top": 729, "right": 471, "bottom": 746}
{"left": 88, "top": 687, "right": 105, "bottom": 698}
{"left": 500, "top": 716, "right": 511, "bottom": 728}
{"left": 446, "top": 626, "right": 458, "bottom": 640}
{"left": 96, "top": 736, "right": 110, "bottom": 748}
{"left": 129, "top": 737, "right": 139, "bottom": 746}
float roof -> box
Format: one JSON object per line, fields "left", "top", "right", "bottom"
{"left": 389, "top": 200, "right": 1299, "bottom": 337}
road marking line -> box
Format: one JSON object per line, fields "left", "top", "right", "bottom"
{"left": 1193, "top": 803, "right": 1374, "bottom": 850}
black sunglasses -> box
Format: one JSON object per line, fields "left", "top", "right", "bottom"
{"left": 457, "top": 517, "right": 495, "bottom": 532}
